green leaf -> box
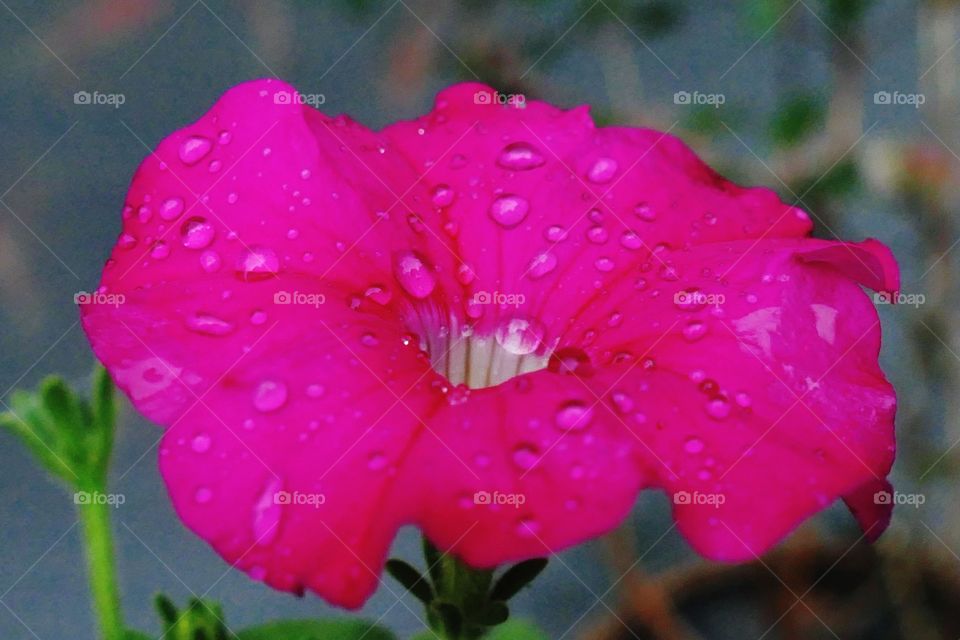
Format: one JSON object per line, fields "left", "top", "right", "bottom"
{"left": 385, "top": 559, "right": 435, "bottom": 604}
{"left": 0, "top": 365, "right": 119, "bottom": 488}
{"left": 490, "top": 559, "right": 548, "bottom": 602}
{"left": 484, "top": 619, "right": 549, "bottom": 640}
{"left": 433, "top": 602, "right": 462, "bottom": 639}
{"left": 479, "top": 601, "right": 510, "bottom": 626}
{"left": 236, "top": 620, "right": 396, "bottom": 640}
{"left": 422, "top": 537, "right": 444, "bottom": 591}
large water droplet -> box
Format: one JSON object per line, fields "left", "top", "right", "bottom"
{"left": 497, "top": 142, "right": 546, "bottom": 170}
{"left": 180, "top": 216, "right": 215, "bottom": 249}
{"left": 634, "top": 202, "right": 657, "bottom": 221}
{"left": 431, "top": 184, "right": 455, "bottom": 207}
{"left": 495, "top": 318, "right": 544, "bottom": 355}
{"left": 179, "top": 135, "right": 213, "bottom": 165}
{"left": 511, "top": 443, "right": 540, "bottom": 470}
{"left": 587, "top": 157, "right": 618, "bottom": 183}
{"left": 186, "top": 313, "right": 234, "bottom": 336}
{"left": 528, "top": 252, "right": 558, "bottom": 279}
{"left": 489, "top": 194, "right": 529, "bottom": 228}
{"left": 705, "top": 397, "right": 730, "bottom": 420}
{"left": 238, "top": 246, "right": 280, "bottom": 280}
{"left": 159, "top": 197, "right": 185, "bottom": 221}
{"left": 253, "top": 380, "right": 288, "bottom": 412}
{"left": 394, "top": 251, "right": 436, "bottom": 299}
{"left": 555, "top": 401, "right": 594, "bottom": 431}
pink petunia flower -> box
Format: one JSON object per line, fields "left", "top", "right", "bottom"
{"left": 81, "top": 80, "right": 898, "bottom": 608}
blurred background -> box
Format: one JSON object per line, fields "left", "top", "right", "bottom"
{"left": 0, "top": 0, "right": 956, "bottom": 638}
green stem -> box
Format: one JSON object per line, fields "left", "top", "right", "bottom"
{"left": 78, "top": 490, "right": 125, "bottom": 640}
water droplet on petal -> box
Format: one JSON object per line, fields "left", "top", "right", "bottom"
{"left": 555, "top": 401, "right": 594, "bottom": 431}
{"left": 191, "top": 433, "right": 212, "bottom": 453}
{"left": 511, "top": 443, "right": 540, "bottom": 470}
{"left": 594, "top": 257, "right": 615, "bottom": 272}
{"left": 364, "top": 285, "right": 392, "bottom": 305}
{"left": 684, "top": 437, "right": 705, "bottom": 454}
{"left": 367, "top": 452, "right": 388, "bottom": 471}
{"left": 179, "top": 136, "right": 213, "bottom": 165}
{"left": 489, "top": 194, "right": 529, "bottom": 228}
{"left": 150, "top": 241, "right": 169, "bottom": 259}
{"left": 705, "top": 397, "right": 731, "bottom": 420}
{"left": 186, "top": 313, "right": 234, "bottom": 336}
{"left": 497, "top": 142, "right": 546, "bottom": 170}
{"left": 394, "top": 251, "right": 436, "bottom": 299}
{"left": 431, "top": 184, "right": 456, "bottom": 207}
{"left": 587, "top": 157, "right": 618, "bottom": 183}
{"left": 682, "top": 321, "right": 708, "bottom": 342}
{"left": 621, "top": 231, "right": 644, "bottom": 250}
{"left": 587, "top": 226, "right": 609, "bottom": 244}
{"left": 159, "top": 197, "right": 185, "bottom": 221}
{"left": 253, "top": 380, "right": 288, "bottom": 412}
{"left": 194, "top": 487, "right": 213, "bottom": 504}
{"left": 360, "top": 332, "right": 379, "bottom": 347}
{"left": 528, "top": 252, "right": 558, "bottom": 279}
{"left": 238, "top": 246, "right": 280, "bottom": 280}
{"left": 634, "top": 202, "right": 657, "bottom": 221}
{"left": 495, "top": 318, "right": 544, "bottom": 355}
{"left": 200, "top": 250, "right": 221, "bottom": 272}
{"left": 118, "top": 233, "right": 137, "bottom": 250}
{"left": 180, "top": 216, "right": 215, "bottom": 249}
{"left": 544, "top": 225, "right": 568, "bottom": 242}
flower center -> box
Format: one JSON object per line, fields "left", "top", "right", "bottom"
{"left": 418, "top": 315, "right": 551, "bottom": 389}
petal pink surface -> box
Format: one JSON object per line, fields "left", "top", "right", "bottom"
{"left": 81, "top": 79, "right": 898, "bottom": 608}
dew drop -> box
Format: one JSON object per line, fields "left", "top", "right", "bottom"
{"left": 495, "top": 318, "right": 544, "bottom": 355}
{"left": 683, "top": 437, "right": 705, "bottom": 454}
{"left": 253, "top": 380, "right": 288, "bottom": 412}
{"left": 200, "top": 250, "right": 221, "bottom": 272}
{"left": 511, "top": 443, "right": 540, "bottom": 470}
{"left": 497, "top": 142, "right": 546, "bottom": 170}
{"left": 159, "top": 197, "right": 185, "bottom": 221}
{"left": 528, "top": 251, "right": 558, "bottom": 279}
{"left": 186, "top": 313, "right": 234, "bottom": 336}
{"left": 191, "top": 433, "right": 212, "bottom": 453}
{"left": 489, "top": 194, "right": 529, "bottom": 228}
{"left": 194, "top": 487, "right": 213, "bottom": 504}
{"left": 179, "top": 135, "right": 213, "bottom": 165}
{"left": 587, "top": 157, "right": 618, "bottom": 183}
{"left": 431, "top": 184, "right": 456, "bottom": 207}
{"left": 555, "top": 401, "right": 594, "bottom": 431}
{"left": 238, "top": 246, "right": 280, "bottom": 280}
{"left": 705, "top": 397, "right": 731, "bottom": 420}
{"left": 682, "top": 321, "right": 708, "bottom": 342}
{"left": 150, "top": 241, "right": 169, "bottom": 259}
{"left": 393, "top": 251, "right": 436, "bottom": 298}
{"left": 180, "top": 216, "right": 215, "bottom": 249}
{"left": 634, "top": 202, "right": 657, "bottom": 221}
